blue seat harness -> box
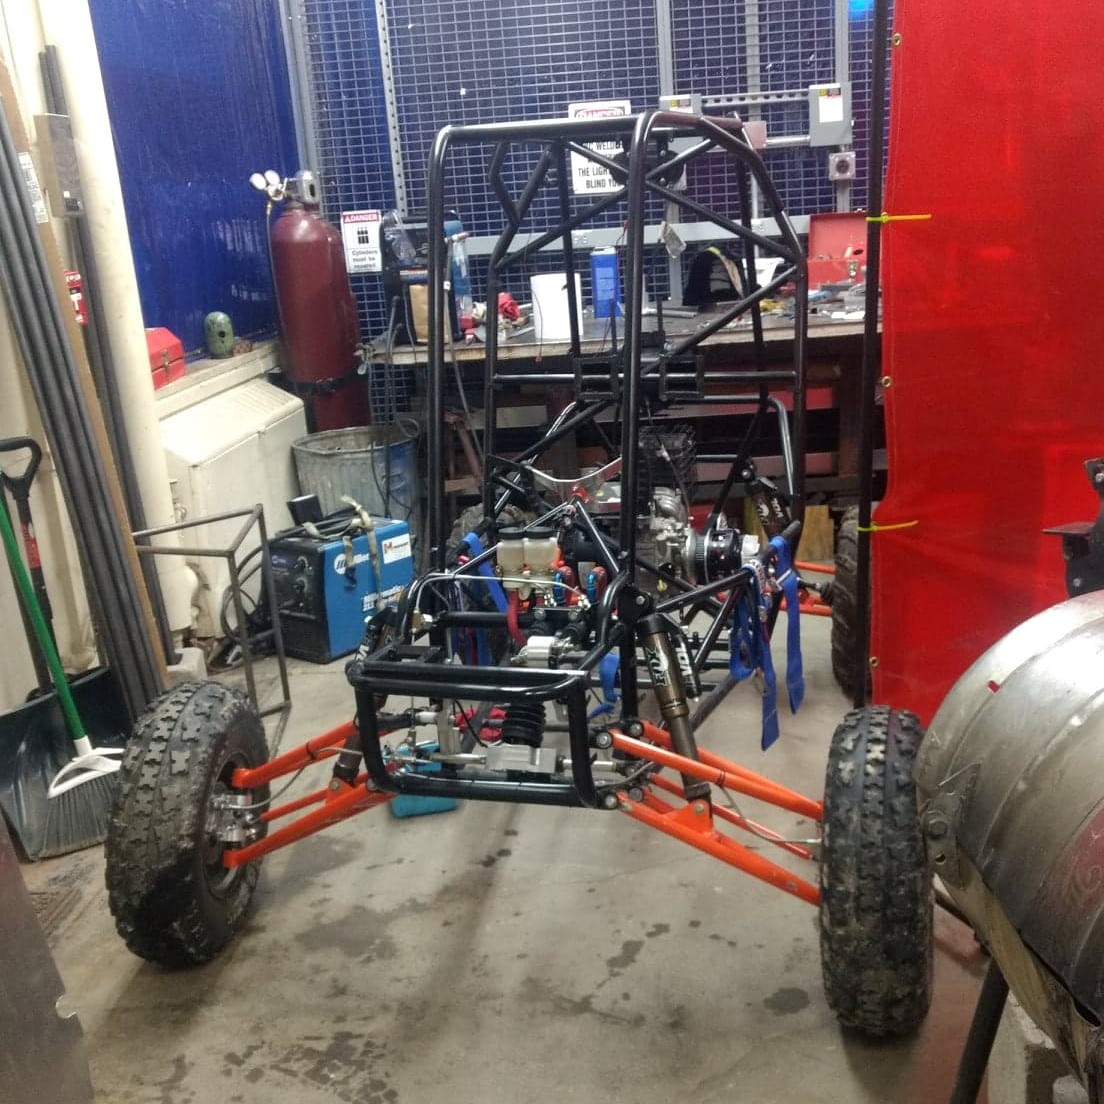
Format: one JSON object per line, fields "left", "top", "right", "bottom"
{"left": 729, "top": 536, "right": 805, "bottom": 750}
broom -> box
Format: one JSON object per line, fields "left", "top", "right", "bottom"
{"left": 0, "top": 486, "right": 121, "bottom": 856}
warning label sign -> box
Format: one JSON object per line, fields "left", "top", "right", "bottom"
{"left": 567, "top": 100, "right": 632, "bottom": 196}
{"left": 340, "top": 209, "right": 382, "bottom": 274}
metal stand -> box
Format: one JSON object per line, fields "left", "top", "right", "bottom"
{"left": 948, "top": 960, "right": 1010, "bottom": 1104}
{"left": 133, "top": 504, "right": 292, "bottom": 749}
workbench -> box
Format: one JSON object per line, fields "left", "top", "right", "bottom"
{"left": 372, "top": 310, "right": 870, "bottom": 507}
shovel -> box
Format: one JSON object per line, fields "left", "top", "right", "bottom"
{"left": 0, "top": 439, "right": 125, "bottom": 858}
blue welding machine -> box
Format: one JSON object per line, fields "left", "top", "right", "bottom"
{"left": 268, "top": 513, "right": 414, "bottom": 664}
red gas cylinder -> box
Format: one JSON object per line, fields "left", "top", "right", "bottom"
{"left": 269, "top": 192, "right": 369, "bottom": 430}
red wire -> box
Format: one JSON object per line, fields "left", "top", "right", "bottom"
{"left": 506, "top": 590, "right": 526, "bottom": 647}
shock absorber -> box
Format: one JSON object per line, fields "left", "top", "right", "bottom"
{"left": 637, "top": 613, "right": 710, "bottom": 801}
{"left": 501, "top": 701, "right": 545, "bottom": 746}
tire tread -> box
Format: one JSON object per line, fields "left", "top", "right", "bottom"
{"left": 105, "top": 682, "right": 267, "bottom": 968}
{"left": 819, "top": 705, "right": 932, "bottom": 1037}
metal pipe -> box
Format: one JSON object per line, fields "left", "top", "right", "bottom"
{"left": 39, "top": 5, "right": 193, "bottom": 637}
{"left": 554, "top": 142, "right": 582, "bottom": 356}
{"left": 391, "top": 774, "right": 589, "bottom": 807}
{"left": 0, "top": 214, "right": 149, "bottom": 713}
{"left": 495, "top": 190, "right": 624, "bottom": 272}
{"left": 946, "top": 962, "right": 1009, "bottom": 1104}
{"left": 0, "top": 183, "right": 158, "bottom": 699}
{"left": 618, "top": 110, "right": 653, "bottom": 561}
{"left": 0, "top": 264, "right": 147, "bottom": 713}
{"left": 0, "top": 116, "right": 155, "bottom": 716}
{"left": 426, "top": 125, "right": 451, "bottom": 579}
{"left": 492, "top": 368, "right": 797, "bottom": 386}
{"left": 852, "top": 0, "right": 891, "bottom": 707}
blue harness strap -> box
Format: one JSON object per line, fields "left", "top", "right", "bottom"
{"left": 460, "top": 532, "right": 508, "bottom": 665}
{"left": 729, "top": 568, "right": 779, "bottom": 749}
{"left": 464, "top": 533, "right": 508, "bottom": 612}
{"left": 729, "top": 539, "right": 805, "bottom": 750}
{"left": 589, "top": 652, "right": 621, "bottom": 719}
{"left": 769, "top": 535, "right": 805, "bottom": 717}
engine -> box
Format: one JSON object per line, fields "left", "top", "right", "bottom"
{"left": 455, "top": 426, "right": 781, "bottom": 698}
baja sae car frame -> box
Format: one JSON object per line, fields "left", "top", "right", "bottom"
{"left": 105, "top": 111, "right": 932, "bottom": 1039}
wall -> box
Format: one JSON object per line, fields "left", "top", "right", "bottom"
{"left": 87, "top": 0, "right": 300, "bottom": 355}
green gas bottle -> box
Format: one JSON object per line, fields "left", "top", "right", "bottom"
{"left": 204, "top": 311, "right": 235, "bottom": 358}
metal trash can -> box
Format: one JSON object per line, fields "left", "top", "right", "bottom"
{"left": 292, "top": 422, "right": 419, "bottom": 529}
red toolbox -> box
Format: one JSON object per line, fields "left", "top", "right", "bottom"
{"left": 145, "top": 327, "right": 186, "bottom": 390}
{"left": 806, "top": 212, "right": 866, "bottom": 289}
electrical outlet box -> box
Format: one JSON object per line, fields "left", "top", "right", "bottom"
{"left": 808, "top": 83, "right": 852, "bottom": 147}
{"left": 828, "top": 150, "right": 856, "bottom": 181}
{"left": 659, "top": 93, "right": 703, "bottom": 115}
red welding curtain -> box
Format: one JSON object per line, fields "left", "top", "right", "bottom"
{"left": 874, "top": 2, "right": 1104, "bottom": 722}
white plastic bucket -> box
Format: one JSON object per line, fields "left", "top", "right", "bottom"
{"left": 530, "top": 272, "right": 583, "bottom": 342}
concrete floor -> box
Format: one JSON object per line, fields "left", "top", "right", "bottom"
{"left": 26, "top": 614, "right": 986, "bottom": 1104}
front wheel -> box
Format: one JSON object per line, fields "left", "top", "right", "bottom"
{"left": 819, "top": 706, "right": 932, "bottom": 1037}
{"left": 830, "top": 507, "right": 868, "bottom": 699}
{"left": 105, "top": 681, "right": 269, "bottom": 967}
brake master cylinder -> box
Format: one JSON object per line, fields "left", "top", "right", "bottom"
{"left": 496, "top": 526, "right": 559, "bottom": 591}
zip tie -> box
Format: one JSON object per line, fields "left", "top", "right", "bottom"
{"left": 866, "top": 212, "right": 932, "bottom": 224}
{"left": 856, "top": 519, "right": 920, "bottom": 533}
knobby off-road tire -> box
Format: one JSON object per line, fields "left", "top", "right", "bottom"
{"left": 819, "top": 706, "right": 932, "bottom": 1037}
{"left": 830, "top": 507, "right": 865, "bottom": 699}
{"left": 106, "top": 682, "right": 269, "bottom": 967}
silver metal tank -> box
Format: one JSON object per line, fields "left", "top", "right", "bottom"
{"left": 916, "top": 592, "right": 1104, "bottom": 1091}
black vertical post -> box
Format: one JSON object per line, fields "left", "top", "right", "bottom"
{"left": 426, "top": 128, "right": 451, "bottom": 579}
{"left": 947, "top": 961, "right": 1009, "bottom": 1104}
{"left": 853, "top": 0, "right": 892, "bottom": 709}
{"left": 619, "top": 111, "right": 652, "bottom": 562}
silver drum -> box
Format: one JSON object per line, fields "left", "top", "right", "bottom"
{"left": 917, "top": 592, "right": 1104, "bottom": 1087}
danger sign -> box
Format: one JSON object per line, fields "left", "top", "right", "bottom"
{"left": 567, "top": 100, "right": 632, "bottom": 196}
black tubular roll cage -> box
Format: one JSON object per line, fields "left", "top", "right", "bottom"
{"left": 347, "top": 110, "right": 808, "bottom": 810}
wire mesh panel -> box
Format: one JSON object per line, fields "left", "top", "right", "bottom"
{"left": 385, "top": 0, "right": 660, "bottom": 231}
{"left": 299, "top": 0, "right": 408, "bottom": 413}
{"left": 298, "top": 0, "right": 890, "bottom": 343}
{"left": 847, "top": 0, "right": 891, "bottom": 210}
{"left": 672, "top": 0, "right": 837, "bottom": 216}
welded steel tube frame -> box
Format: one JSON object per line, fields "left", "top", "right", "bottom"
{"left": 426, "top": 111, "right": 806, "bottom": 560}
{"left": 133, "top": 505, "right": 291, "bottom": 746}
{"left": 211, "top": 112, "right": 818, "bottom": 907}
{"left": 413, "top": 110, "right": 806, "bottom": 778}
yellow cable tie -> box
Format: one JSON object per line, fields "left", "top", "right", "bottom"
{"left": 866, "top": 212, "right": 933, "bottom": 224}
{"left": 856, "top": 519, "right": 920, "bottom": 533}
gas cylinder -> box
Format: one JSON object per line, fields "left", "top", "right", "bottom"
{"left": 269, "top": 172, "right": 369, "bottom": 430}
